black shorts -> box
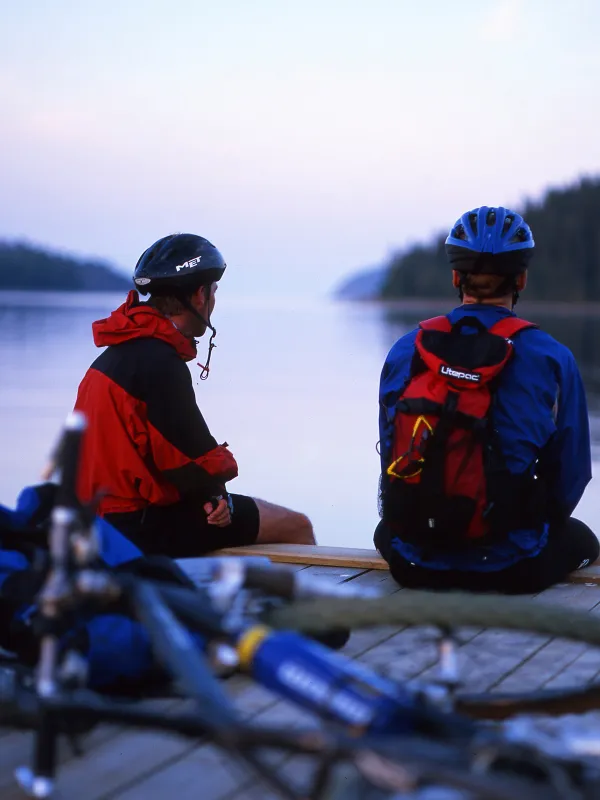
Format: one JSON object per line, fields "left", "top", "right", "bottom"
{"left": 104, "top": 494, "right": 260, "bottom": 559}
{"left": 375, "top": 518, "right": 599, "bottom": 595}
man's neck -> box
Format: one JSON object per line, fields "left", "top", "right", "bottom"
{"left": 168, "top": 313, "right": 197, "bottom": 340}
{"left": 462, "top": 295, "right": 513, "bottom": 311}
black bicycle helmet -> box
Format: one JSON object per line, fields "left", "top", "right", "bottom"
{"left": 133, "top": 233, "right": 227, "bottom": 296}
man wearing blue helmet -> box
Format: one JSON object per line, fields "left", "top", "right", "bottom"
{"left": 375, "top": 207, "right": 598, "bottom": 593}
{"left": 73, "top": 233, "right": 315, "bottom": 557}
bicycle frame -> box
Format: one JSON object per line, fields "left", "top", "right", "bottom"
{"left": 3, "top": 413, "right": 592, "bottom": 800}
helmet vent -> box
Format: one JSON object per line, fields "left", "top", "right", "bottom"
{"left": 510, "top": 226, "right": 529, "bottom": 244}
{"left": 486, "top": 209, "right": 496, "bottom": 225}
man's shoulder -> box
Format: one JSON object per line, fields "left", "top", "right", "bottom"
{"left": 514, "top": 324, "right": 578, "bottom": 371}
{"left": 91, "top": 337, "right": 189, "bottom": 395}
{"left": 94, "top": 337, "right": 183, "bottom": 369}
{"left": 386, "top": 327, "right": 419, "bottom": 361}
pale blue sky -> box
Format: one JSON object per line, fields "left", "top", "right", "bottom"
{"left": 1, "top": 0, "right": 599, "bottom": 296}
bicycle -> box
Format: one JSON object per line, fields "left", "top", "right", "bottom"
{"left": 1, "top": 412, "right": 600, "bottom": 799}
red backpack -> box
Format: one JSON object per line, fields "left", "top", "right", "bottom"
{"left": 381, "top": 314, "right": 542, "bottom": 551}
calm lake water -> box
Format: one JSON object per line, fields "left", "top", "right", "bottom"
{"left": 1, "top": 291, "right": 600, "bottom": 547}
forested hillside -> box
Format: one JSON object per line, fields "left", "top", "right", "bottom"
{"left": 380, "top": 177, "right": 600, "bottom": 302}
{"left": 0, "top": 241, "right": 130, "bottom": 291}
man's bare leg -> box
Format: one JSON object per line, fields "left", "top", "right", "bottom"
{"left": 253, "top": 498, "right": 316, "bottom": 545}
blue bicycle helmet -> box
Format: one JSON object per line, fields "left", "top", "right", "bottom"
{"left": 445, "top": 206, "right": 534, "bottom": 274}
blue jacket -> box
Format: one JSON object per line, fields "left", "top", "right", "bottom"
{"left": 378, "top": 304, "right": 592, "bottom": 571}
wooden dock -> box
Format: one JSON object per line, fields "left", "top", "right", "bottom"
{"left": 2, "top": 559, "right": 600, "bottom": 800}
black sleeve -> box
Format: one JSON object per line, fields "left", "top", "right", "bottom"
{"left": 141, "top": 345, "right": 238, "bottom": 498}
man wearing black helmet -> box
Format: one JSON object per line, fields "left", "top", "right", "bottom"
{"left": 375, "top": 207, "right": 598, "bottom": 594}
{"left": 74, "top": 233, "right": 315, "bottom": 557}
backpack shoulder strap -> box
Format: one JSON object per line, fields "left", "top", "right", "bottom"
{"left": 419, "top": 316, "right": 452, "bottom": 333}
{"left": 488, "top": 317, "right": 538, "bottom": 340}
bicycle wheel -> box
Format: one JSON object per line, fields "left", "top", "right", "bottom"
{"left": 268, "top": 590, "right": 600, "bottom": 719}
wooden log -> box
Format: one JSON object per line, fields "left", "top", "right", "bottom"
{"left": 207, "top": 545, "right": 600, "bottom": 583}
{"left": 566, "top": 565, "right": 600, "bottom": 585}
{"left": 207, "top": 544, "right": 388, "bottom": 570}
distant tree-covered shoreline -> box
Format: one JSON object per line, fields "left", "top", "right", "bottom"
{"left": 379, "top": 176, "right": 600, "bottom": 302}
{"left": 0, "top": 241, "right": 130, "bottom": 292}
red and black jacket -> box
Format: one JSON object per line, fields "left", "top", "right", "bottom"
{"left": 74, "top": 290, "right": 238, "bottom": 516}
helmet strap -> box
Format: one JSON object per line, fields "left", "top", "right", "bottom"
{"left": 179, "top": 293, "right": 217, "bottom": 381}
{"left": 197, "top": 328, "right": 217, "bottom": 380}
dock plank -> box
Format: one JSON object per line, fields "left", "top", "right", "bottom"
{"left": 112, "top": 744, "right": 246, "bottom": 800}
{"left": 339, "top": 570, "right": 404, "bottom": 658}
{"left": 494, "top": 638, "right": 590, "bottom": 693}
{"left": 115, "top": 700, "right": 320, "bottom": 800}
{"left": 542, "top": 647, "right": 600, "bottom": 691}
{"left": 300, "top": 564, "right": 368, "bottom": 581}
{"left": 9, "top": 682, "right": 277, "bottom": 800}
{"left": 342, "top": 569, "right": 401, "bottom": 593}
{"left": 0, "top": 698, "right": 179, "bottom": 793}
{"left": 534, "top": 581, "right": 600, "bottom": 610}
{"left": 492, "top": 586, "right": 600, "bottom": 694}
{"left": 208, "top": 545, "right": 387, "bottom": 570}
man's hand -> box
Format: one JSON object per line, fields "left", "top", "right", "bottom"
{"left": 204, "top": 497, "right": 232, "bottom": 527}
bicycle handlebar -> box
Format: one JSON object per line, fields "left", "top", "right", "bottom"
{"left": 234, "top": 561, "right": 381, "bottom": 601}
